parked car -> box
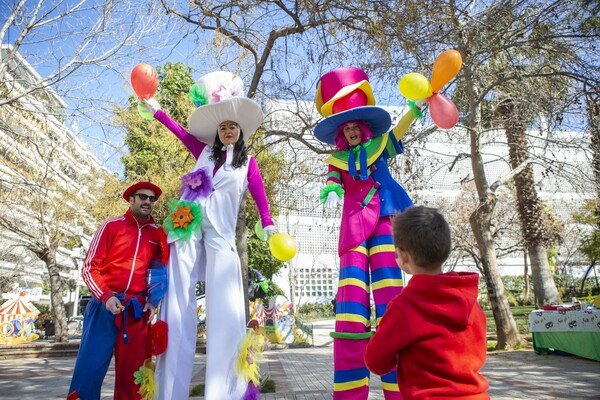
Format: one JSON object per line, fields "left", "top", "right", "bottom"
{"left": 67, "top": 315, "right": 84, "bottom": 335}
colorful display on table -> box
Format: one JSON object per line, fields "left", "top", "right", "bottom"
{"left": 398, "top": 49, "right": 463, "bottom": 129}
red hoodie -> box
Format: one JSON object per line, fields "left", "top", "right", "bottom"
{"left": 82, "top": 209, "right": 160, "bottom": 303}
{"left": 364, "top": 272, "right": 489, "bottom": 399}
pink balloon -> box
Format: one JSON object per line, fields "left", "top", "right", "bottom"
{"left": 428, "top": 93, "right": 459, "bottom": 129}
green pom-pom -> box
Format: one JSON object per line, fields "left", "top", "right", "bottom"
{"left": 188, "top": 83, "right": 209, "bottom": 107}
{"left": 137, "top": 103, "right": 154, "bottom": 121}
{"left": 319, "top": 184, "right": 344, "bottom": 204}
{"left": 163, "top": 199, "right": 203, "bottom": 241}
{"left": 407, "top": 99, "right": 423, "bottom": 119}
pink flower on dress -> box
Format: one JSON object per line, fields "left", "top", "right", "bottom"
{"left": 180, "top": 167, "right": 213, "bottom": 201}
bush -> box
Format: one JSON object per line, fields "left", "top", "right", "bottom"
{"left": 297, "top": 300, "right": 334, "bottom": 321}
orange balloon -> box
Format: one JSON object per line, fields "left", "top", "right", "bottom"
{"left": 131, "top": 64, "right": 158, "bottom": 100}
{"left": 431, "top": 50, "right": 462, "bottom": 92}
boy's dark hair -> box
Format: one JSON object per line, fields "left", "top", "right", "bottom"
{"left": 393, "top": 206, "right": 451, "bottom": 268}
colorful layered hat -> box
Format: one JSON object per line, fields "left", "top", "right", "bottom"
{"left": 314, "top": 67, "right": 391, "bottom": 145}
{"left": 188, "top": 71, "right": 263, "bottom": 146}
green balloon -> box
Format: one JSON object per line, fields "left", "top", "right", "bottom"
{"left": 137, "top": 103, "right": 154, "bottom": 120}
{"left": 254, "top": 220, "right": 266, "bottom": 241}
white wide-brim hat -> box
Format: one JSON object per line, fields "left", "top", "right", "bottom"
{"left": 187, "top": 71, "right": 264, "bottom": 146}
{"left": 189, "top": 97, "right": 263, "bottom": 146}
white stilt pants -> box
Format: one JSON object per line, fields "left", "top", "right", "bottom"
{"left": 155, "top": 218, "right": 247, "bottom": 400}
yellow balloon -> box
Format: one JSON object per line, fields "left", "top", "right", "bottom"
{"left": 431, "top": 50, "right": 463, "bottom": 92}
{"left": 269, "top": 233, "right": 297, "bottom": 261}
{"left": 398, "top": 73, "right": 433, "bottom": 100}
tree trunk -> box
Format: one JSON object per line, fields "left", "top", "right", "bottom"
{"left": 523, "top": 250, "right": 530, "bottom": 300}
{"left": 498, "top": 99, "right": 561, "bottom": 307}
{"left": 470, "top": 191, "right": 524, "bottom": 349}
{"left": 586, "top": 91, "right": 600, "bottom": 211}
{"left": 236, "top": 196, "right": 250, "bottom": 324}
{"left": 462, "top": 61, "right": 525, "bottom": 349}
{"left": 41, "top": 247, "right": 69, "bottom": 342}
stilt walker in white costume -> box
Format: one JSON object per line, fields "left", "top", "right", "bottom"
{"left": 140, "top": 71, "right": 277, "bottom": 400}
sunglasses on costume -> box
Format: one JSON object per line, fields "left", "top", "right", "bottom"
{"left": 133, "top": 193, "right": 158, "bottom": 203}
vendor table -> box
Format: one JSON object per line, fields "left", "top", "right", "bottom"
{"left": 528, "top": 309, "right": 600, "bottom": 362}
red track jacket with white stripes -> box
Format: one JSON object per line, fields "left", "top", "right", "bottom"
{"left": 82, "top": 209, "right": 160, "bottom": 304}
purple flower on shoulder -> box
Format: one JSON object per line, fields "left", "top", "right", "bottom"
{"left": 180, "top": 167, "right": 213, "bottom": 201}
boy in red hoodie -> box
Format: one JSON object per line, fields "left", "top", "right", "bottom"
{"left": 364, "top": 206, "right": 489, "bottom": 399}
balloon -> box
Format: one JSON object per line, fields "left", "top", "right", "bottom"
{"left": 431, "top": 50, "right": 462, "bottom": 92}
{"left": 269, "top": 233, "right": 297, "bottom": 261}
{"left": 398, "top": 73, "right": 433, "bottom": 100}
{"left": 131, "top": 64, "right": 158, "bottom": 100}
{"left": 254, "top": 220, "right": 265, "bottom": 241}
{"left": 137, "top": 103, "right": 154, "bottom": 120}
{"left": 428, "top": 93, "right": 459, "bottom": 129}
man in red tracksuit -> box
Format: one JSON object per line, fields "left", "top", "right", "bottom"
{"left": 68, "top": 181, "right": 164, "bottom": 400}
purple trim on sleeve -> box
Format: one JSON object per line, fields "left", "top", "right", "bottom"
{"left": 154, "top": 110, "right": 205, "bottom": 159}
{"left": 247, "top": 157, "right": 274, "bottom": 227}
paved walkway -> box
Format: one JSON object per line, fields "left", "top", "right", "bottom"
{"left": 1, "top": 320, "right": 599, "bottom": 399}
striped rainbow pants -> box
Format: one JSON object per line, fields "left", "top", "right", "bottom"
{"left": 333, "top": 217, "right": 402, "bottom": 400}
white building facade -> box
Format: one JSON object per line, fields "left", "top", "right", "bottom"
{"left": 0, "top": 44, "right": 112, "bottom": 315}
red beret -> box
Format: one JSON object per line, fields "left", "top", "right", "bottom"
{"left": 123, "top": 181, "right": 163, "bottom": 201}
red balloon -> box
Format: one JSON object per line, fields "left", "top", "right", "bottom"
{"left": 131, "top": 64, "right": 158, "bottom": 100}
{"left": 428, "top": 93, "right": 459, "bottom": 129}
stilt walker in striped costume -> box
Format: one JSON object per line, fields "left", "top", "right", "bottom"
{"left": 313, "top": 68, "right": 422, "bottom": 400}
{"left": 140, "top": 71, "right": 277, "bottom": 400}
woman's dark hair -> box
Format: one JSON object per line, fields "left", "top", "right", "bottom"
{"left": 210, "top": 129, "right": 248, "bottom": 169}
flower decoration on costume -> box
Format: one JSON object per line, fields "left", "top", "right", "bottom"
{"left": 235, "top": 329, "right": 266, "bottom": 387}
{"left": 172, "top": 205, "right": 194, "bottom": 229}
{"left": 188, "top": 75, "right": 244, "bottom": 107}
{"left": 180, "top": 168, "right": 213, "bottom": 201}
{"left": 134, "top": 359, "right": 157, "bottom": 400}
{"left": 243, "top": 382, "right": 261, "bottom": 400}
{"left": 163, "top": 199, "right": 203, "bottom": 241}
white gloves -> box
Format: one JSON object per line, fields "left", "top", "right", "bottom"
{"left": 263, "top": 225, "right": 279, "bottom": 240}
{"left": 140, "top": 98, "right": 161, "bottom": 116}
{"left": 325, "top": 191, "right": 341, "bottom": 209}
{"left": 105, "top": 296, "right": 123, "bottom": 315}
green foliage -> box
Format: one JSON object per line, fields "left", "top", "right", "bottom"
{"left": 573, "top": 201, "right": 600, "bottom": 261}
{"left": 484, "top": 306, "right": 535, "bottom": 333}
{"left": 189, "top": 384, "right": 204, "bottom": 396}
{"left": 247, "top": 234, "right": 283, "bottom": 280}
{"left": 261, "top": 378, "right": 276, "bottom": 393}
{"left": 297, "top": 301, "right": 335, "bottom": 321}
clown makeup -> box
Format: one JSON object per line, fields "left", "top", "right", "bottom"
{"left": 343, "top": 122, "right": 363, "bottom": 147}
{"left": 218, "top": 120, "right": 240, "bottom": 146}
